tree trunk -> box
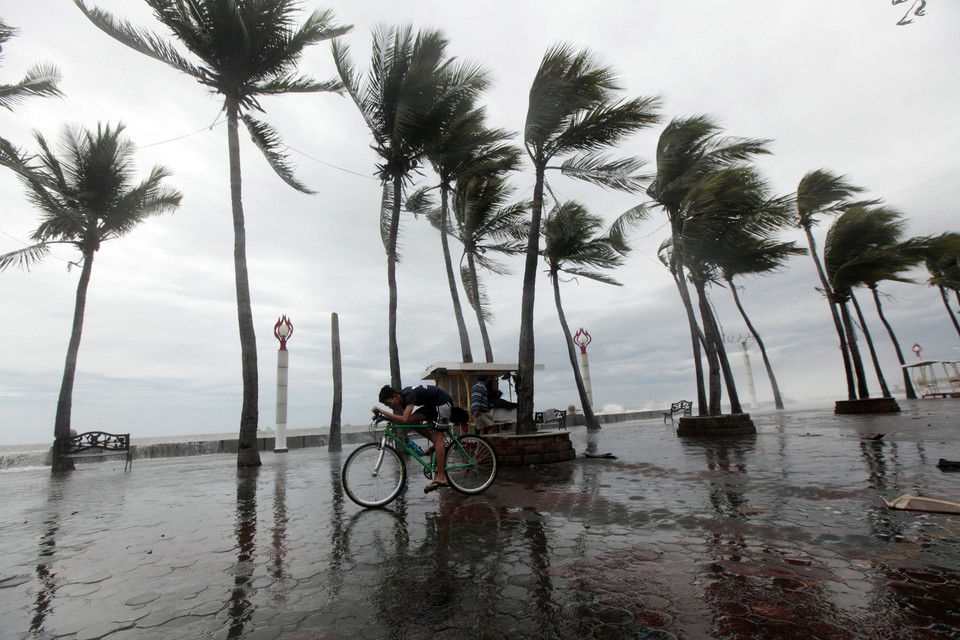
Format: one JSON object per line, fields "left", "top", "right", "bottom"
{"left": 516, "top": 162, "right": 545, "bottom": 434}
{"left": 387, "top": 176, "right": 402, "bottom": 390}
{"left": 940, "top": 285, "right": 960, "bottom": 340}
{"left": 52, "top": 249, "right": 95, "bottom": 472}
{"left": 803, "top": 225, "right": 856, "bottom": 399}
{"left": 838, "top": 297, "right": 870, "bottom": 399}
{"left": 728, "top": 277, "right": 784, "bottom": 409}
{"left": 439, "top": 183, "right": 472, "bottom": 362}
{"left": 227, "top": 101, "right": 261, "bottom": 468}
{"left": 851, "top": 291, "right": 891, "bottom": 398}
{"left": 666, "top": 218, "right": 707, "bottom": 415}
{"left": 465, "top": 251, "right": 494, "bottom": 362}
{"left": 711, "top": 313, "right": 743, "bottom": 414}
{"left": 871, "top": 285, "right": 916, "bottom": 399}
{"left": 693, "top": 277, "right": 723, "bottom": 415}
{"left": 551, "top": 272, "right": 600, "bottom": 430}
{"left": 329, "top": 312, "right": 343, "bottom": 452}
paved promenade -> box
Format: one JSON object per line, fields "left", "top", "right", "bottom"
{"left": 2, "top": 399, "right": 959, "bottom": 639}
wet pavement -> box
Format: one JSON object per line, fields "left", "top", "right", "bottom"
{"left": 2, "top": 399, "right": 959, "bottom": 639}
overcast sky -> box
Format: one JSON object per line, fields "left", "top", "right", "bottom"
{"left": 1, "top": 1, "right": 958, "bottom": 447}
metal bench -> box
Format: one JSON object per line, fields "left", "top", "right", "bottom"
{"left": 662, "top": 400, "right": 692, "bottom": 423}
{"left": 534, "top": 409, "right": 567, "bottom": 430}
{"left": 61, "top": 431, "right": 133, "bottom": 470}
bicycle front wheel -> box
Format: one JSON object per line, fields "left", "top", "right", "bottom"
{"left": 342, "top": 442, "right": 406, "bottom": 508}
{"left": 445, "top": 435, "right": 498, "bottom": 495}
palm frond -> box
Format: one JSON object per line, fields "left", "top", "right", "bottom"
{"left": 558, "top": 153, "right": 652, "bottom": 192}
{"left": 74, "top": 1, "right": 204, "bottom": 80}
{"left": 0, "top": 62, "right": 64, "bottom": 110}
{"left": 0, "top": 242, "right": 51, "bottom": 272}
{"left": 241, "top": 114, "right": 313, "bottom": 193}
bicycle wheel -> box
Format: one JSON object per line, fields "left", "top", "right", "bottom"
{"left": 445, "top": 435, "right": 498, "bottom": 495}
{"left": 342, "top": 443, "right": 406, "bottom": 508}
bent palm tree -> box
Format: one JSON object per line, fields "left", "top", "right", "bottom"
{"left": 542, "top": 201, "right": 638, "bottom": 430}
{"left": 412, "top": 104, "right": 520, "bottom": 363}
{"left": 647, "top": 115, "right": 772, "bottom": 415}
{"left": 0, "top": 18, "right": 62, "bottom": 110}
{"left": 0, "top": 123, "right": 181, "bottom": 472}
{"left": 795, "top": 169, "right": 874, "bottom": 400}
{"left": 823, "top": 205, "right": 913, "bottom": 399}
{"left": 922, "top": 232, "right": 960, "bottom": 340}
{"left": 519, "top": 43, "right": 661, "bottom": 432}
{"left": 334, "top": 25, "right": 488, "bottom": 388}
{"left": 76, "top": 0, "right": 350, "bottom": 466}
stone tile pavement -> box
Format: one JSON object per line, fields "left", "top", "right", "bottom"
{"left": 1, "top": 399, "right": 959, "bottom": 639}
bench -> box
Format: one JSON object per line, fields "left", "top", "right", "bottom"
{"left": 534, "top": 409, "right": 567, "bottom": 430}
{"left": 62, "top": 431, "right": 133, "bottom": 470}
{"left": 662, "top": 401, "right": 692, "bottom": 423}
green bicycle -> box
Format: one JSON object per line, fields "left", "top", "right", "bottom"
{"left": 341, "top": 414, "right": 499, "bottom": 508}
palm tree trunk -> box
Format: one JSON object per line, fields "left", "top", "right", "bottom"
{"left": 851, "top": 291, "right": 891, "bottom": 397}
{"left": 710, "top": 312, "right": 744, "bottom": 414}
{"left": 667, "top": 220, "right": 707, "bottom": 414}
{"left": 728, "top": 278, "right": 784, "bottom": 409}
{"left": 551, "top": 273, "right": 600, "bottom": 430}
{"left": 227, "top": 101, "right": 261, "bottom": 468}
{"left": 466, "top": 252, "right": 494, "bottom": 362}
{"left": 940, "top": 285, "right": 960, "bottom": 339}
{"left": 329, "top": 312, "right": 343, "bottom": 452}
{"left": 387, "top": 176, "right": 403, "bottom": 390}
{"left": 516, "top": 162, "right": 545, "bottom": 434}
{"left": 870, "top": 285, "right": 916, "bottom": 399}
{"left": 439, "top": 183, "right": 472, "bottom": 362}
{"left": 693, "top": 278, "right": 723, "bottom": 415}
{"left": 52, "top": 249, "right": 95, "bottom": 472}
{"left": 838, "top": 298, "right": 870, "bottom": 399}
{"left": 803, "top": 225, "right": 857, "bottom": 399}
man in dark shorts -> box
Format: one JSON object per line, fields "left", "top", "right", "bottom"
{"left": 374, "top": 384, "right": 453, "bottom": 493}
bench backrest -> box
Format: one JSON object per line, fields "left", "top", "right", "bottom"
{"left": 67, "top": 431, "right": 130, "bottom": 452}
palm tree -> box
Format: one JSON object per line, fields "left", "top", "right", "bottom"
{"left": 647, "top": 116, "right": 771, "bottom": 415}
{"left": 714, "top": 215, "right": 805, "bottom": 411}
{"left": 0, "top": 123, "right": 181, "bottom": 471}
{"left": 328, "top": 312, "right": 342, "bottom": 452}
{"left": 922, "top": 232, "right": 960, "bottom": 340}
{"left": 518, "top": 43, "right": 661, "bottom": 433}
{"left": 75, "top": 0, "right": 351, "bottom": 467}
{"left": 823, "top": 205, "right": 914, "bottom": 399}
{"left": 675, "top": 166, "right": 791, "bottom": 415}
{"left": 542, "top": 201, "right": 637, "bottom": 430}
{"left": 333, "top": 25, "right": 488, "bottom": 388}
{"left": 0, "top": 18, "right": 62, "bottom": 110}
{"left": 795, "top": 169, "right": 875, "bottom": 400}
{"left": 450, "top": 172, "right": 529, "bottom": 362}
{"left": 410, "top": 104, "right": 520, "bottom": 363}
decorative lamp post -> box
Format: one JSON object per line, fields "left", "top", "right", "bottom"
{"left": 273, "top": 315, "right": 293, "bottom": 453}
{"left": 574, "top": 328, "right": 593, "bottom": 407}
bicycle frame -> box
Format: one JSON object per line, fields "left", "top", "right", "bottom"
{"left": 377, "top": 421, "right": 477, "bottom": 475}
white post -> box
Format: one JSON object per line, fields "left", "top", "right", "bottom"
{"left": 274, "top": 316, "right": 293, "bottom": 453}
{"left": 580, "top": 350, "right": 593, "bottom": 407}
{"left": 740, "top": 339, "right": 758, "bottom": 409}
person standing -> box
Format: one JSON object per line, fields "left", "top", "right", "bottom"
{"left": 471, "top": 376, "right": 496, "bottom": 436}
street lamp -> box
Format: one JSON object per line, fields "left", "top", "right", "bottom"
{"left": 273, "top": 315, "right": 293, "bottom": 453}
{"left": 573, "top": 328, "right": 593, "bottom": 407}
{"left": 727, "top": 334, "right": 758, "bottom": 409}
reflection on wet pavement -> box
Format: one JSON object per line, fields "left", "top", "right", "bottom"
{"left": 1, "top": 401, "right": 959, "bottom": 639}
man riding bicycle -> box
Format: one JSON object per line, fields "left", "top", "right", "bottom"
{"left": 373, "top": 384, "right": 454, "bottom": 493}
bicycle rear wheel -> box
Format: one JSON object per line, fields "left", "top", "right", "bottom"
{"left": 342, "top": 442, "right": 406, "bottom": 507}
{"left": 445, "top": 435, "right": 498, "bottom": 495}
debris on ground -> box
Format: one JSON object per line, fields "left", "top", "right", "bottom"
{"left": 883, "top": 494, "right": 960, "bottom": 514}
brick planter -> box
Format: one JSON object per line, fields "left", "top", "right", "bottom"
{"left": 834, "top": 397, "right": 901, "bottom": 414}
{"left": 676, "top": 413, "right": 756, "bottom": 437}
{"left": 486, "top": 432, "right": 576, "bottom": 466}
